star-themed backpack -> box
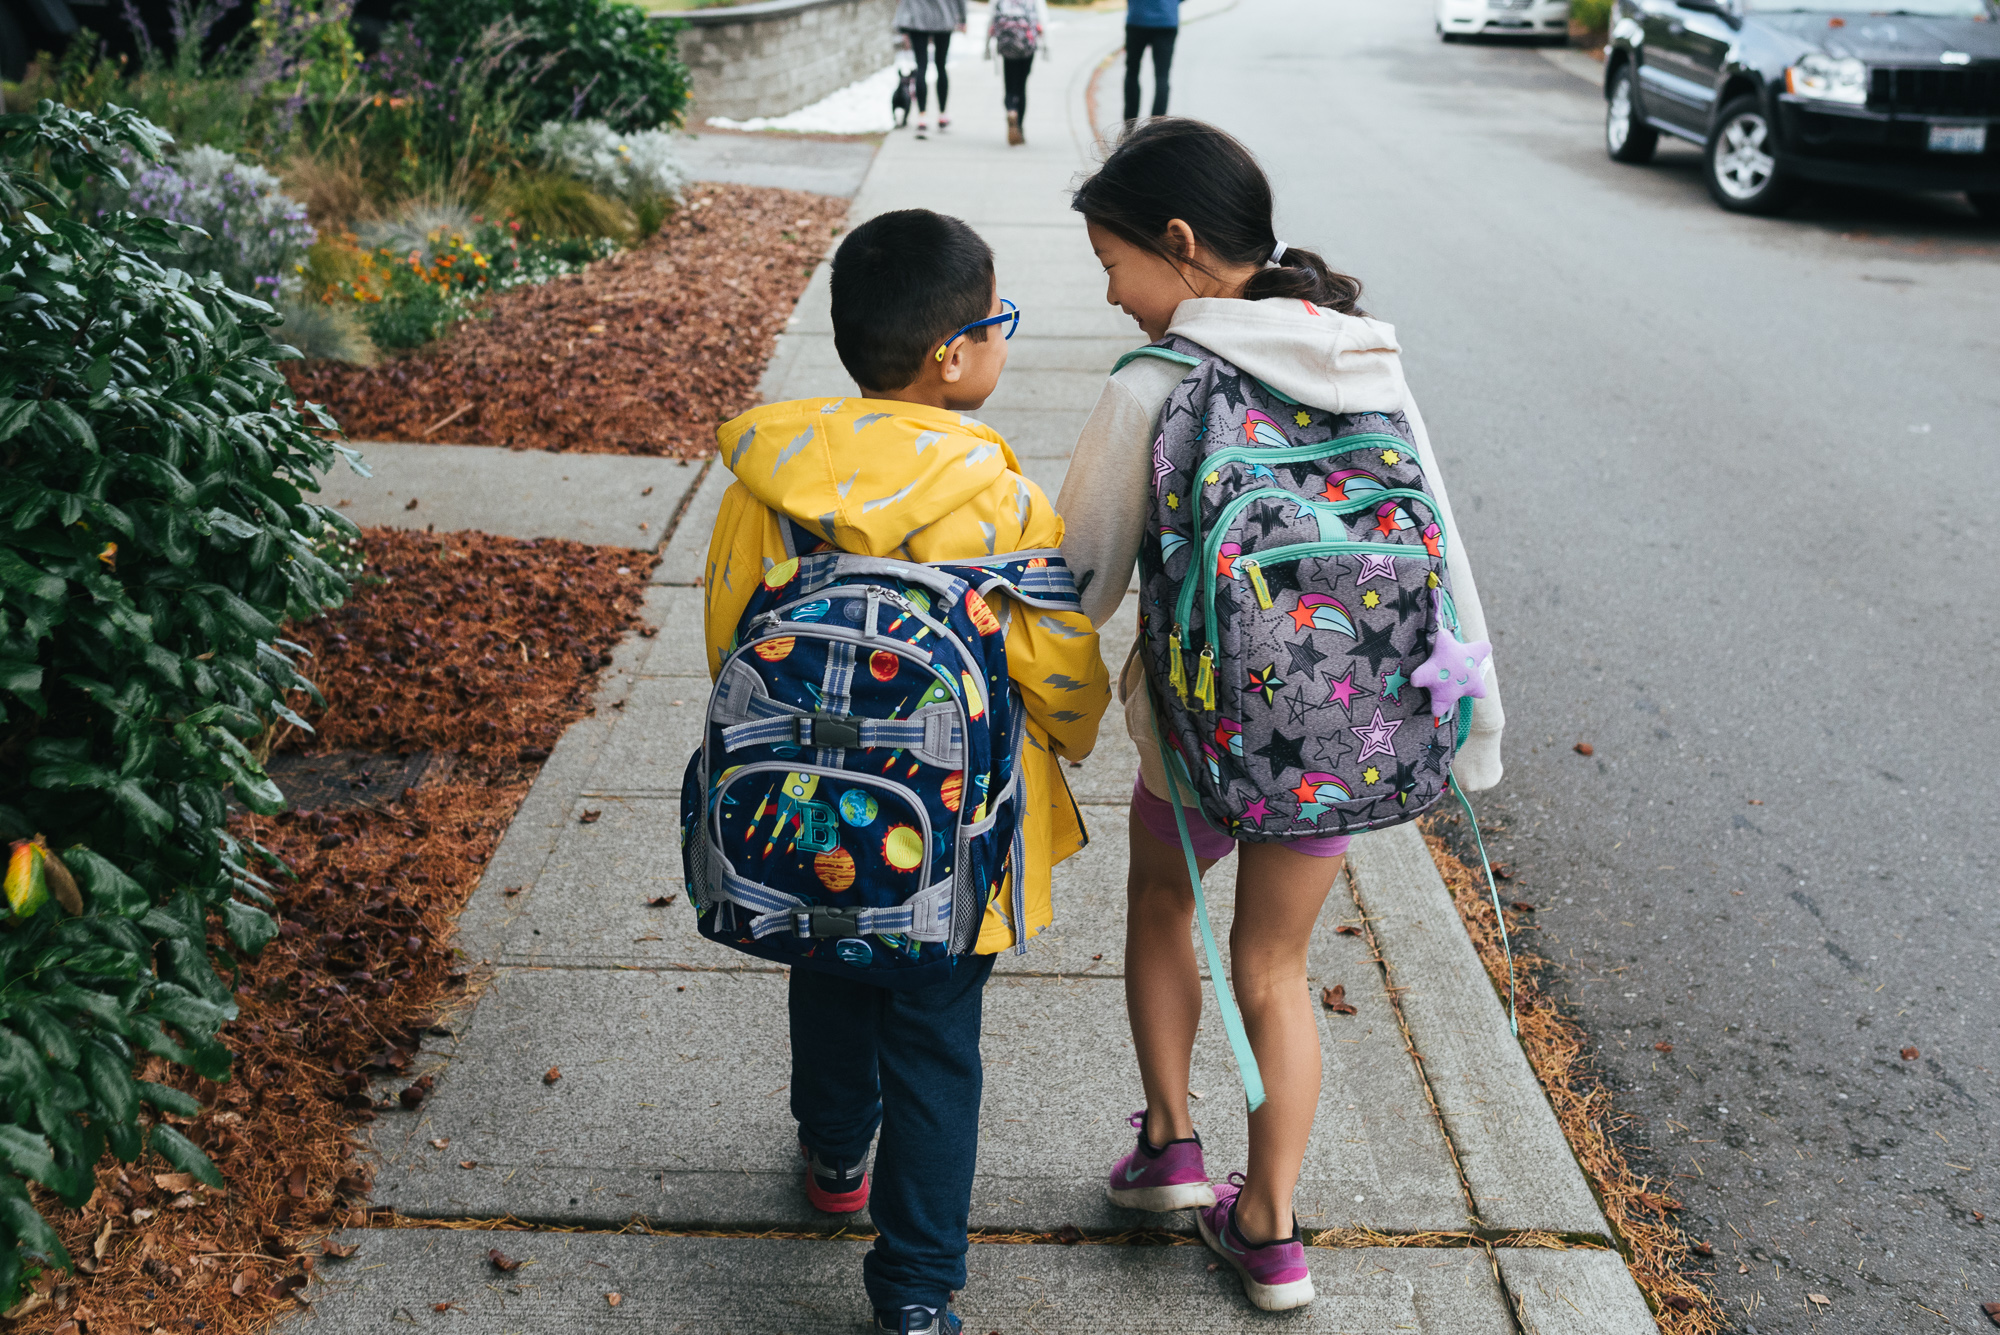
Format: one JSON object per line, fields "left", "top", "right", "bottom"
{"left": 1131, "top": 336, "right": 1491, "bottom": 843}
{"left": 680, "top": 522, "right": 1086, "bottom": 988}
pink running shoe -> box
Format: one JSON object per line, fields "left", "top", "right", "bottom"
{"left": 1105, "top": 1110, "right": 1216, "bottom": 1211}
{"left": 1196, "top": 1174, "right": 1315, "bottom": 1311}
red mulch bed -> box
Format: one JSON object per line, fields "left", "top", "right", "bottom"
{"left": 285, "top": 182, "right": 848, "bottom": 458}
{"left": 12, "top": 530, "right": 656, "bottom": 1335}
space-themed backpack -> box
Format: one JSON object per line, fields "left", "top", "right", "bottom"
{"left": 1131, "top": 336, "right": 1491, "bottom": 842}
{"left": 680, "top": 523, "right": 1085, "bottom": 988}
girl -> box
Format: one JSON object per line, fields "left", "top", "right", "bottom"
{"left": 986, "top": 0, "right": 1051, "bottom": 146}
{"left": 1055, "top": 119, "right": 1506, "bottom": 1311}
{"left": 894, "top": 0, "right": 967, "bottom": 138}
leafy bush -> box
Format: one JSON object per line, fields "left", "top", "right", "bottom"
{"left": 114, "top": 144, "right": 319, "bottom": 302}
{"left": 530, "top": 118, "right": 684, "bottom": 238}
{"left": 404, "top": 0, "right": 691, "bottom": 133}
{"left": 0, "top": 101, "right": 354, "bottom": 1307}
{"left": 486, "top": 171, "right": 633, "bottom": 243}
{"left": 1570, "top": 0, "right": 1612, "bottom": 32}
{"left": 274, "top": 298, "right": 378, "bottom": 365}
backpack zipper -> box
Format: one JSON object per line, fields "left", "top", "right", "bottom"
{"left": 1186, "top": 432, "right": 1415, "bottom": 559}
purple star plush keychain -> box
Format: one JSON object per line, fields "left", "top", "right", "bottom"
{"left": 1413, "top": 590, "right": 1491, "bottom": 722}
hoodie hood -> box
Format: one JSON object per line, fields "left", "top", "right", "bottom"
{"left": 717, "top": 397, "right": 1026, "bottom": 557}
{"left": 1165, "top": 297, "right": 1408, "bottom": 418}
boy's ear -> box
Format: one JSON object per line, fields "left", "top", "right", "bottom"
{"left": 937, "top": 340, "right": 966, "bottom": 385}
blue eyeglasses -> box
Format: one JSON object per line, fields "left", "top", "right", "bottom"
{"left": 935, "top": 298, "right": 1021, "bottom": 362}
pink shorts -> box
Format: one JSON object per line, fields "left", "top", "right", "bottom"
{"left": 1130, "top": 774, "right": 1353, "bottom": 861}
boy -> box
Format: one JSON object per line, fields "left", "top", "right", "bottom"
{"left": 701, "top": 209, "right": 1111, "bottom": 1335}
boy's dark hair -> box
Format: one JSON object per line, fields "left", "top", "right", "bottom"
{"left": 1071, "top": 118, "right": 1365, "bottom": 315}
{"left": 830, "top": 209, "right": 996, "bottom": 393}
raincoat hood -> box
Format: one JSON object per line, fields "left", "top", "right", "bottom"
{"left": 1166, "top": 297, "right": 1407, "bottom": 418}
{"left": 719, "top": 397, "right": 1026, "bottom": 558}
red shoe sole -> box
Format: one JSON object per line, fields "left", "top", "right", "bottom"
{"left": 806, "top": 1175, "right": 870, "bottom": 1213}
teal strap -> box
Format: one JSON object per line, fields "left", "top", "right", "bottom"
{"left": 1112, "top": 345, "right": 1204, "bottom": 374}
{"left": 1448, "top": 773, "right": 1516, "bottom": 1036}
{"left": 1148, "top": 714, "right": 1267, "bottom": 1113}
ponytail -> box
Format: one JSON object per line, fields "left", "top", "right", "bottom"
{"left": 1071, "top": 118, "right": 1365, "bottom": 317}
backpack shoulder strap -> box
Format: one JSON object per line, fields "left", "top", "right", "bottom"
{"left": 1112, "top": 343, "right": 1204, "bottom": 375}
{"left": 940, "top": 550, "right": 1082, "bottom": 612}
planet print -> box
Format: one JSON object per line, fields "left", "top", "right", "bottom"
{"left": 964, "top": 589, "right": 1001, "bottom": 637}
{"left": 882, "top": 825, "right": 924, "bottom": 871}
{"left": 869, "top": 649, "right": 900, "bottom": 681}
{"left": 754, "top": 637, "right": 796, "bottom": 662}
{"left": 814, "top": 847, "right": 857, "bottom": 891}
{"left": 941, "top": 771, "right": 964, "bottom": 812}
{"left": 961, "top": 671, "right": 986, "bottom": 720}
{"left": 762, "top": 557, "right": 799, "bottom": 590}
{"left": 838, "top": 790, "right": 879, "bottom": 827}
{"left": 791, "top": 599, "right": 832, "bottom": 623}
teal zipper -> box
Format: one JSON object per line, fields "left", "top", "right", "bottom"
{"left": 1203, "top": 538, "right": 1443, "bottom": 660}
{"left": 1176, "top": 485, "right": 1444, "bottom": 639}
{"left": 1186, "top": 433, "right": 1416, "bottom": 565}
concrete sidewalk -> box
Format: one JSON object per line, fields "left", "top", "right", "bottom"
{"left": 300, "top": 6, "right": 1659, "bottom": 1330}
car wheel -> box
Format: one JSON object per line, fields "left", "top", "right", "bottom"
{"left": 1968, "top": 191, "right": 2000, "bottom": 222}
{"left": 1706, "top": 95, "right": 1795, "bottom": 214}
{"left": 1605, "top": 67, "right": 1659, "bottom": 164}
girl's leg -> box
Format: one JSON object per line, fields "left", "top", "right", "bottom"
{"left": 932, "top": 31, "right": 952, "bottom": 113}
{"left": 1124, "top": 803, "right": 1219, "bottom": 1147}
{"left": 907, "top": 31, "right": 933, "bottom": 112}
{"left": 1003, "top": 56, "right": 1031, "bottom": 123}
{"left": 1226, "top": 843, "right": 1342, "bottom": 1244}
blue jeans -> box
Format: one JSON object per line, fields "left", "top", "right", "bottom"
{"left": 790, "top": 953, "right": 996, "bottom": 1312}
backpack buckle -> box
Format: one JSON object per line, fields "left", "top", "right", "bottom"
{"left": 798, "top": 715, "right": 862, "bottom": 749}
{"left": 795, "top": 907, "right": 863, "bottom": 939}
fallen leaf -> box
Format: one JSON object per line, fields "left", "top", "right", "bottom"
{"left": 153, "top": 1173, "right": 194, "bottom": 1193}
{"left": 404, "top": 497, "right": 419, "bottom": 511}
{"left": 644, "top": 895, "right": 676, "bottom": 907}
{"left": 231, "top": 1269, "right": 254, "bottom": 1296}
{"left": 129, "top": 1207, "right": 155, "bottom": 1224}
{"left": 606, "top": 1292, "right": 623, "bottom": 1307}
{"left": 1807, "top": 1293, "right": 1831, "bottom": 1308}
{"left": 434, "top": 1301, "right": 455, "bottom": 1312}
{"left": 1320, "top": 985, "right": 1357, "bottom": 1016}
{"left": 169, "top": 1193, "right": 198, "bottom": 1209}
{"left": 1335, "top": 924, "right": 1363, "bottom": 936}
{"left": 1981, "top": 1299, "right": 2000, "bottom": 1324}
{"left": 266, "top": 1273, "right": 308, "bottom": 1300}
{"left": 579, "top": 809, "right": 602, "bottom": 824}
{"left": 640, "top": 486, "right": 654, "bottom": 496}
{"left": 488, "top": 1248, "right": 521, "bottom": 1273}
{"left": 400, "top": 1074, "right": 436, "bottom": 1109}
{"left": 1509, "top": 901, "right": 1535, "bottom": 913}
{"left": 430, "top": 1138, "right": 450, "bottom": 1150}
{"left": 321, "top": 1240, "right": 360, "bottom": 1259}
{"left": 1662, "top": 1294, "right": 1694, "bottom": 1313}
{"left": 1091, "top": 953, "right": 1104, "bottom": 961}
{"left": 1054, "top": 1223, "right": 1083, "bottom": 1245}
{"left": 1747, "top": 798, "right": 1763, "bottom": 805}
{"left": 1901, "top": 1046, "right": 1920, "bottom": 1061}
{"left": 1490, "top": 863, "right": 1513, "bottom": 881}
{"left": 1654, "top": 1042, "right": 1674, "bottom": 1053}
{"left": 1634, "top": 1190, "right": 1682, "bottom": 1215}
{"left": 458, "top": 1160, "right": 478, "bottom": 1170}
{"left": 1206, "top": 1262, "right": 1219, "bottom": 1272}
{"left": 1691, "top": 1239, "right": 1713, "bottom": 1257}
{"left": 503, "top": 885, "right": 524, "bottom": 896}
{"left": 287, "top": 1166, "right": 308, "bottom": 1198}
{"left": 1573, "top": 742, "right": 1594, "bottom": 756}
{"left": 544, "top": 1066, "right": 562, "bottom": 1084}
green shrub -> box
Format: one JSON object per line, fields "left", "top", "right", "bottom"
{"left": 274, "top": 298, "right": 379, "bottom": 365}
{"left": 1571, "top": 0, "right": 1613, "bottom": 32}
{"left": 0, "top": 101, "right": 354, "bottom": 1307}
{"left": 487, "top": 171, "right": 634, "bottom": 243}
{"left": 403, "top": 0, "right": 692, "bottom": 133}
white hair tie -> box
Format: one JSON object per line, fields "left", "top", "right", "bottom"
{"left": 1265, "top": 241, "right": 1288, "bottom": 268}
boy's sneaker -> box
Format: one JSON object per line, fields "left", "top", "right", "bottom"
{"left": 800, "top": 1144, "right": 868, "bottom": 1214}
{"left": 1105, "top": 1109, "right": 1216, "bottom": 1211}
{"left": 1195, "top": 1174, "right": 1315, "bottom": 1311}
{"left": 874, "top": 1304, "right": 961, "bottom": 1334}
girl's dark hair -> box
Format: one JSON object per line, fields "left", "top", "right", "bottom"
{"left": 1071, "top": 118, "right": 1365, "bottom": 315}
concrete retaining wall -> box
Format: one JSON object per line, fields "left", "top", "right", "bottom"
{"left": 664, "top": 0, "right": 898, "bottom": 123}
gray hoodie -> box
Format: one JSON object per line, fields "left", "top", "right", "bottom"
{"left": 1056, "top": 296, "right": 1507, "bottom": 797}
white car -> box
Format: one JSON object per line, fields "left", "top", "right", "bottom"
{"left": 1436, "top": 0, "right": 1571, "bottom": 42}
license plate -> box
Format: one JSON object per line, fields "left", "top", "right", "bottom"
{"left": 1928, "top": 123, "right": 1987, "bottom": 154}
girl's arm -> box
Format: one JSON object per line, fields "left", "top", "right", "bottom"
{"left": 1056, "top": 374, "right": 1160, "bottom": 630}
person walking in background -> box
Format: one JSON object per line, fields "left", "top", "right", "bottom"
{"left": 987, "top": 0, "right": 1050, "bottom": 146}
{"left": 1123, "top": 0, "right": 1180, "bottom": 123}
{"left": 896, "top": 0, "right": 967, "bottom": 138}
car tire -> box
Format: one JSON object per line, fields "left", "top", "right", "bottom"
{"left": 1968, "top": 191, "right": 2000, "bottom": 222}
{"left": 1705, "top": 95, "right": 1795, "bottom": 214}
{"left": 1605, "top": 66, "right": 1659, "bottom": 164}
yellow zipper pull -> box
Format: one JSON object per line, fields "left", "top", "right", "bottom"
{"left": 1245, "top": 559, "right": 1272, "bottom": 610}
{"left": 1195, "top": 647, "right": 1216, "bottom": 711}
{"left": 1168, "top": 628, "right": 1189, "bottom": 701}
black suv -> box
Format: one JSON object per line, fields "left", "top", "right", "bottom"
{"left": 1602, "top": 0, "right": 2000, "bottom": 216}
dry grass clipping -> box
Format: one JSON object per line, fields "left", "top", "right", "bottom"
{"left": 1419, "top": 820, "right": 1727, "bottom": 1333}
{"left": 8, "top": 530, "right": 654, "bottom": 1335}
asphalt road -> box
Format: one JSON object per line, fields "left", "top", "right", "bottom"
{"left": 1167, "top": 2, "right": 2000, "bottom": 1330}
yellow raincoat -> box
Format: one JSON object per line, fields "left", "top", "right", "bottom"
{"left": 704, "top": 398, "right": 1112, "bottom": 953}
